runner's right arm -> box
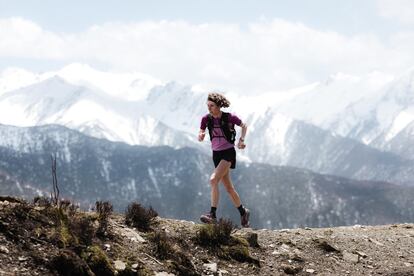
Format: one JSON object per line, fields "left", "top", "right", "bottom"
{"left": 198, "top": 129, "right": 206, "bottom": 141}
{"left": 199, "top": 115, "right": 208, "bottom": 142}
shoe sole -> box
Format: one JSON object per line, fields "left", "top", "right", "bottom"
{"left": 242, "top": 210, "right": 250, "bottom": 228}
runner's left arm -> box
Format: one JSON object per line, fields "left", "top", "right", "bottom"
{"left": 239, "top": 122, "right": 247, "bottom": 142}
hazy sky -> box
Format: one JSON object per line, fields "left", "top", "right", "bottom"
{"left": 1, "top": 0, "right": 414, "bottom": 94}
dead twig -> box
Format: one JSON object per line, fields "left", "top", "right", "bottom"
{"left": 50, "top": 154, "right": 60, "bottom": 207}
{"left": 143, "top": 252, "right": 163, "bottom": 265}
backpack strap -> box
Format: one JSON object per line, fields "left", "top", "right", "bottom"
{"left": 207, "top": 114, "right": 214, "bottom": 141}
{"left": 207, "top": 112, "right": 237, "bottom": 144}
{"left": 220, "top": 112, "right": 236, "bottom": 144}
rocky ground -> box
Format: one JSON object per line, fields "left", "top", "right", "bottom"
{"left": 1, "top": 196, "right": 414, "bottom": 275}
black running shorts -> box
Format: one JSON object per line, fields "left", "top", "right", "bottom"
{"left": 212, "top": 147, "right": 236, "bottom": 169}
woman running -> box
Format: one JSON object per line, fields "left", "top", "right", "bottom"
{"left": 198, "top": 92, "right": 250, "bottom": 228}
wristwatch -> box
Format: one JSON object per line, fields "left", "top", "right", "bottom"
{"left": 239, "top": 137, "right": 245, "bottom": 142}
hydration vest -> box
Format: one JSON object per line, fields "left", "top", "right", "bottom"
{"left": 207, "top": 112, "right": 236, "bottom": 144}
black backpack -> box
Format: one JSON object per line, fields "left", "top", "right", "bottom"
{"left": 207, "top": 112, "right": 236, "bottom": 144}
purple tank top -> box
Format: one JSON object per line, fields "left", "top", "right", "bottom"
{"left": 200, "top": 113, "right": 242, "bottom": 151}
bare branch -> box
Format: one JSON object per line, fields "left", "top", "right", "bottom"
{"left": 50, "top": 154, "right": 60, "bottom": 207}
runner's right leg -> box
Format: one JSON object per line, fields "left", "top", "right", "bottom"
{"left": 200, "top": 160, "right": 232, "bottom": 224}
{"left": 210, "top": 160, "right": 232, "bottom": 207}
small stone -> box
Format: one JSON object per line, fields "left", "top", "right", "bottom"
{"left": 305, "top": 227, "right": 312, "bottom": 230}
{"left": 313, "top": 238, "right": 340, "bottom": 252}
{"left": 0, "top": 246, "right": 9, "bottom": 254}
{"left": 268, "top": 243, "right": 275, "bottom": 248}
{"left": 114, "top": 260, "right": 126, "bottom": 271}
{"left": 18, "top": 256, "right": 28, "bottom": 262}
{"left": 368, "top": 238, "right": 384, "bottom": 246}
{"left": 104, "top": 244, "right": 111, "bottom": 250}
{"left": 305, "top": 269, "right": 315, "bottom": 274}
{"left": 355, "top": 251, "right": 367, "bottom": 258}
{"left": 324, "top": 229, "right": 334, "bottom": 235}
{"left": 280, "top": 263, "right": 301, "bottom": 274}
{"left": 404, "top": 262, "right": 413, "bottom": 267}
{"left": 342, "top": 251, "right": 359, "bottom": 264}
{"left": 289, "top": 249, "right": 305, "bottom": 262}
{"left": 280, "top": 244, "right": 291, "bottom": 252}
{"left": 203, "top": 263, "right": 217, "bottom": 273}
{"left": 161, "top": 227, "right": 170, "bottom": 233}
{"left": 132, "top": 263, "right": 139, "bottom": 269}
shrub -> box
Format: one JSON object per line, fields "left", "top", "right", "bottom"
{"left": 69, "top": 215, "right": 96, "bottom": 246}
{"left": 125, "top": 202, "right": 158, "bottom": 232}
{"left": 195, "top": 218, "right": 235, "bottom": 247}
{"left": 81, "top": 245, "right": 115, "bottom": 276}
{"left": 149, "top": 230, "right": 174, "bottom": 260}
{"left": 149, "top": 231, "right": 198, "bottom": 275}
{"left": 59, "top": 199, "right": 79, "bottom": 217}
{"left": 33, "top": 196, "right": 52, "bottom": 207}
{"left": 50, "top": 249, "right": 94, "bottom": 276}
{"left": 95, "top": 201, "right": 113, "bottom": 237}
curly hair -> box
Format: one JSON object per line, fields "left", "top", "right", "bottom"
{"left": 207, "top": 92, "right": 230, "bottom": 108}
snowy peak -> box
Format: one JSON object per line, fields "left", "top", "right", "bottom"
{"left": 0, "top": 67, "right": 41, "bottom": 96}
{"left": 55, "top": 63, "right": 162, "bottom": 101}
{"left": 0, "top": 76, "right": 90, "bottom": 126}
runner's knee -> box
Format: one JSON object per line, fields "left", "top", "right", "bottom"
{"left": 210, "top": 175, "right": 219, "bottom": 186}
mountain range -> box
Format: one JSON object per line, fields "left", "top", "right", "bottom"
{"left": 1, "top": 123, "right": 414, "bottom": 229}
{"left": 1, "top": 64, "right": 414, "bottom": 185}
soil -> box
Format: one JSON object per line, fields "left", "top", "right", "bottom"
{"left": 1, "top": 197, "right": 414, "bottom": 276}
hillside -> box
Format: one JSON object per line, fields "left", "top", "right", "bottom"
{"left": 2, "top": 123, "right": 414, "bottom": 230}
{"left": 1, "top": 196, "right": 413, "bottom": 276}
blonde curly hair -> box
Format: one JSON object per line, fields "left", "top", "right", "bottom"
{"left": 207, "top": 92, "right": 230, "bottom": 108}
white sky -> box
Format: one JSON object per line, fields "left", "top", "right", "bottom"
{"left": 1, "top": 0, "right": 414, "bottom": 95}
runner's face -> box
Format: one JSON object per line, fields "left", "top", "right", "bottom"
{"left": 207, "top": 101, "right": 220, "bottom": 114}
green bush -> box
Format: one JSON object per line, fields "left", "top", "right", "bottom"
{"left": 149, "top": 230, "right": 174, "bottom": 260}
{"left": 125, "top": 202, "right": 158, "bottom": 232}
{"left": 95, "top": 201, "right": 113, "bottom": 237}
{"left": 69, "top": 215, "right": 96, "bottom": 246}
{"left": 195, "top": 218, "right": 235, "bottom": 247}
{"left": 81, "top": 245, "right": 115, "bottom": 276}
{"left": 50, "top": 249, "right": 94, "bottom": 276}
{"left": 33, "top": 196, "right": 52, "bottom": 207}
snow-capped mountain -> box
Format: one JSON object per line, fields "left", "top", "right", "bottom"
{"left": 0, "top": 67, "right": 42, "bottom": 96}
{"left": 242, "top": 111, "right": 414, "bottom": 185}
{"left": 271, "top": 69, "right": 414, "bottom": 151}
{"left": 2, "top": 64, "right": 414, "bottom": 184}
{"left": 0, "top": 76, "right": 200, "bottom": 150}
